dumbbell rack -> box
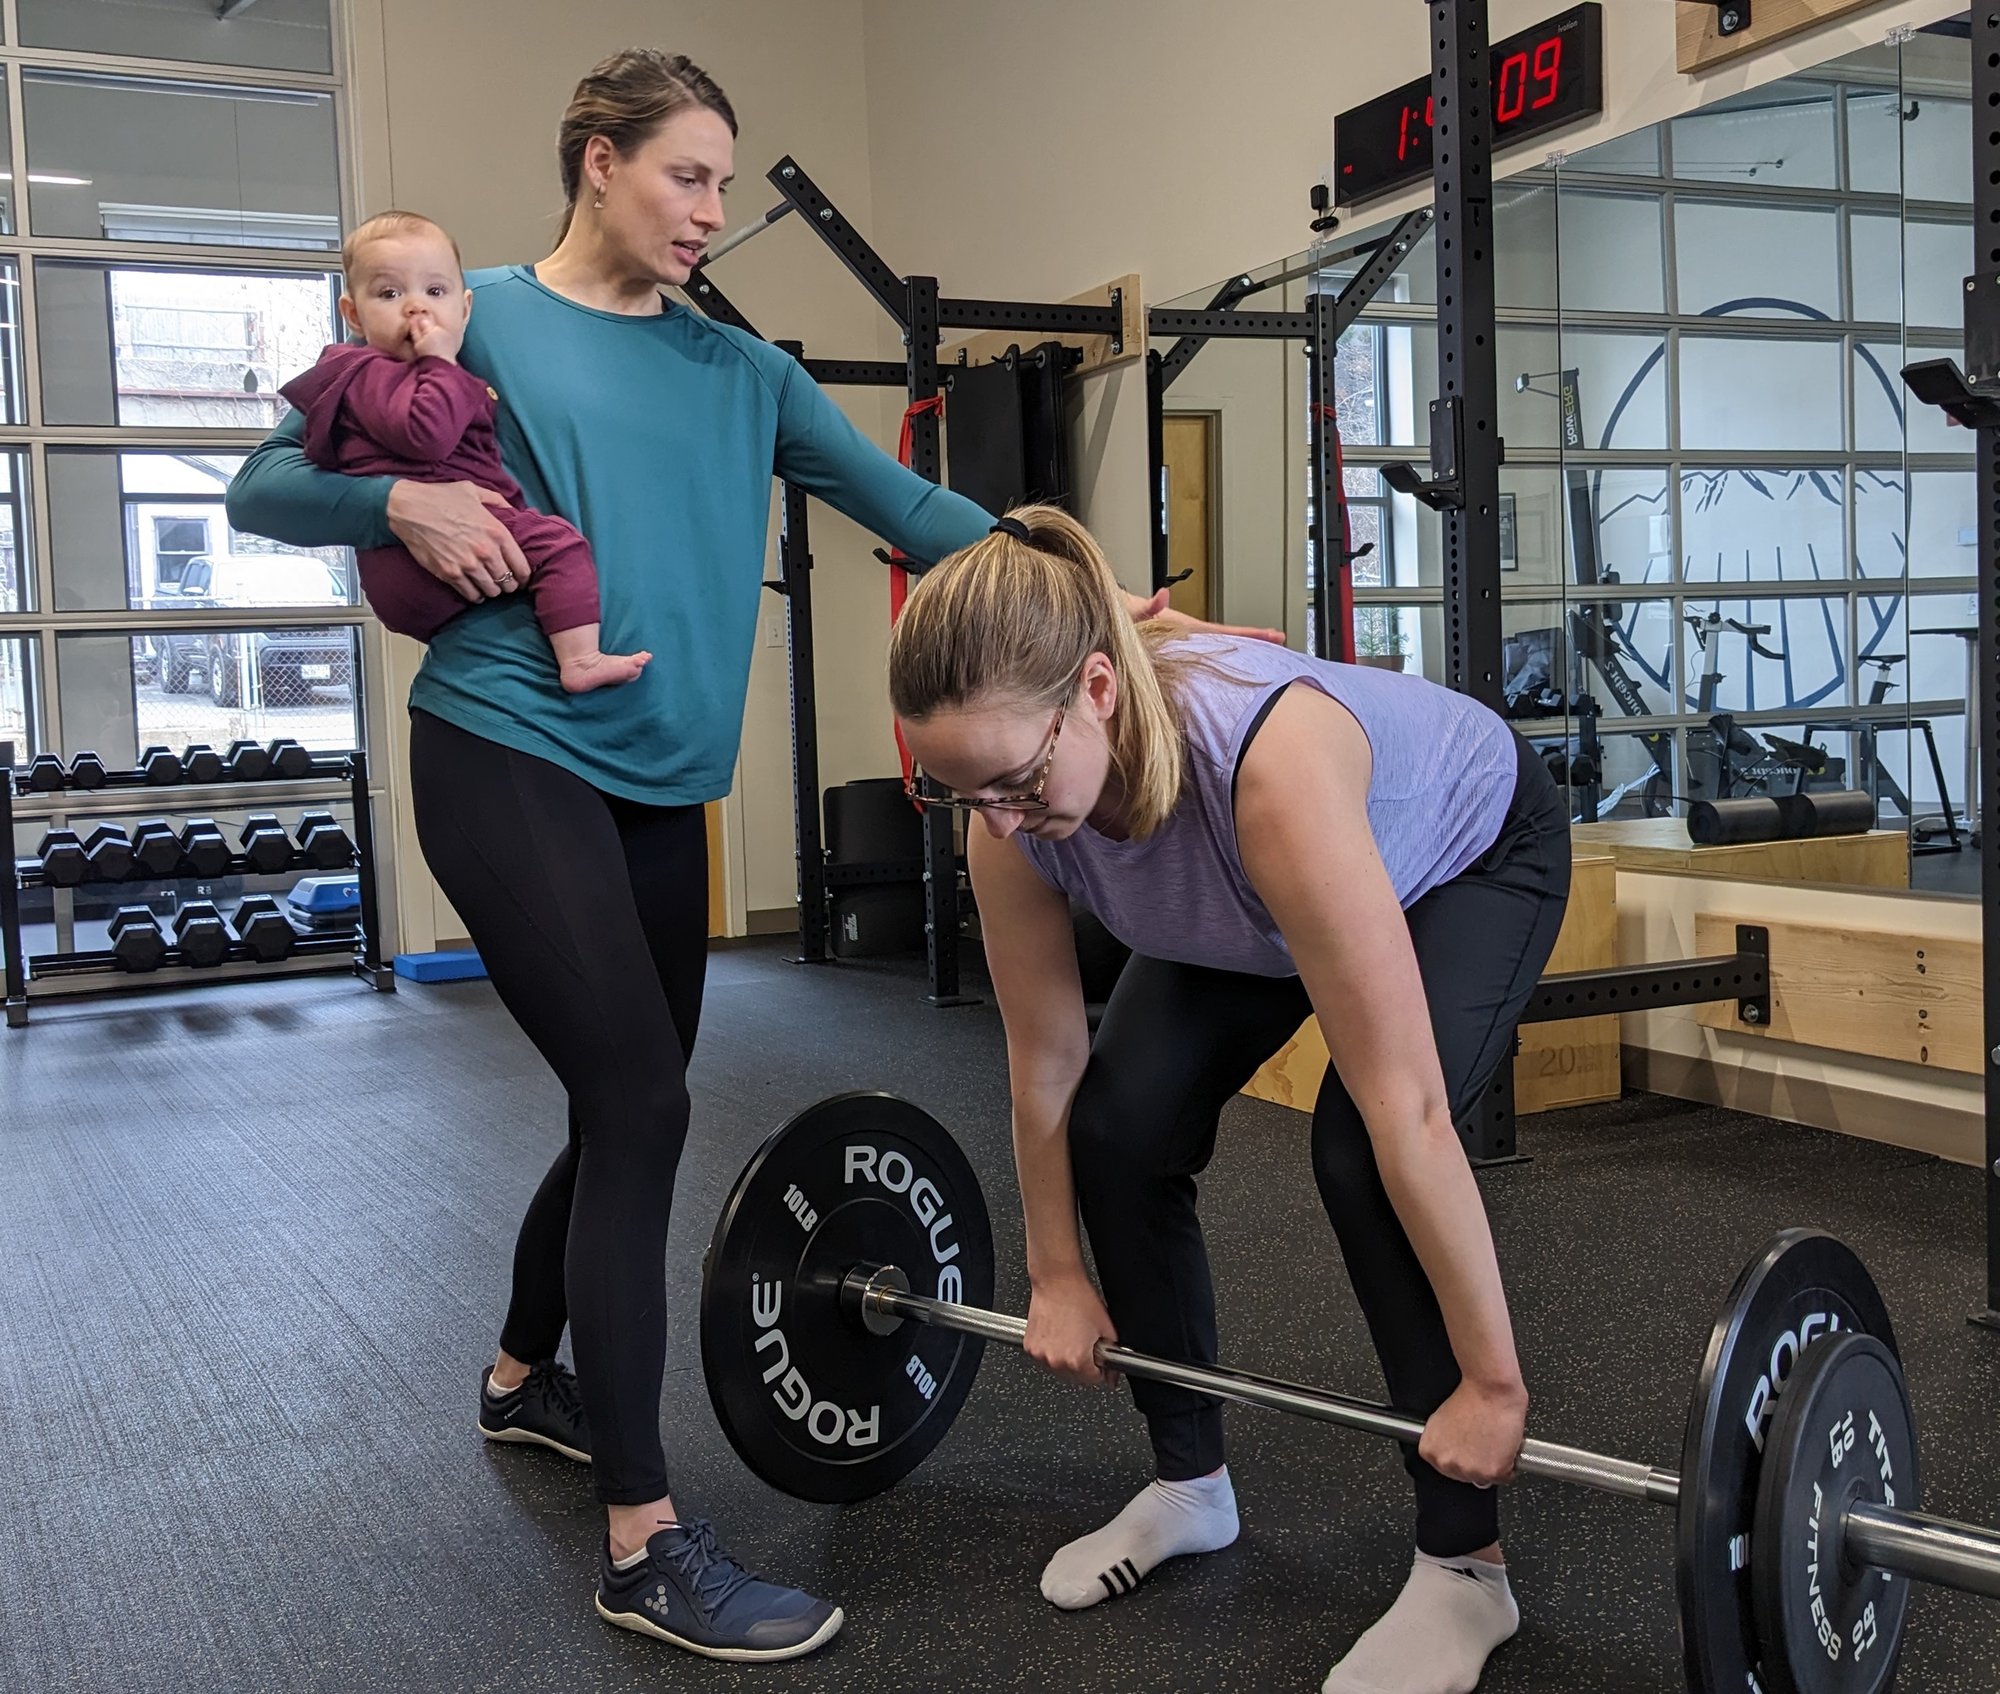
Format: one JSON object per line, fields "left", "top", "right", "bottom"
{"left": 0, "top": 741, "right": 395, "bottom": 1026}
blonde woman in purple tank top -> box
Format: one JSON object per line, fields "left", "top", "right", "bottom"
{"left": 889, "top": 507, "right": 1571, "bottom": 1694}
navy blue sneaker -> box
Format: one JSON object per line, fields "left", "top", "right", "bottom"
{"left": 478, "top": 1362, "right": 591, "bottom": 1464}
{"left": 595, "top": 1518, "right": 843, "bottom": 1662}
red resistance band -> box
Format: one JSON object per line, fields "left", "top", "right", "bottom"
{"left": 1315, "top": 402, "right": 1359, "bottom": 664}
{"left": 888, "top": 395, "right": 946, "bottom": 792}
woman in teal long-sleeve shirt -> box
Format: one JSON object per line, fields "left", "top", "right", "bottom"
{"left": 227, "top": 51, "right": 989, "bottom": 1664}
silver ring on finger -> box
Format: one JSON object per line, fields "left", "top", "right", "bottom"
{"left": 498, "top": 573, "right": 517, "bottom": 590}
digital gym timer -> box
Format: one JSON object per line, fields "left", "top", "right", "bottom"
{"left": 1333, "top": 4, "right": 1604, "bottom": 207}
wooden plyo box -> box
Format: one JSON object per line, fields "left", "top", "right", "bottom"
{"left": 1517, "top": 845, "right": 1619, "bottom": 1111}
{"left": 1569, "top": 818, "right": 1909, "bottom": 890}
{"left": 1242, "top": 844, "right": 1619, "bottom": 1117}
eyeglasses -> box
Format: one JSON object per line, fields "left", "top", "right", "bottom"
{"left": 906, "top": 703, "right": 1067, "bottom": 813}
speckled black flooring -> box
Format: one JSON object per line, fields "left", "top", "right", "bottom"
{"left": 4, "top": 940, "right": 1999, "bottom": 1693}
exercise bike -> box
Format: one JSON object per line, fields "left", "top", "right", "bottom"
{"left": 1813, "top": 652, "right": 1965, "bottom": 852}
{"left": 1643, "top": 611, "right": 1804, "bottom": 815}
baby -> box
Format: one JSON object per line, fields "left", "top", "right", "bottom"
{"left": 281, "top": 209, "right": 648, "bottom": 692}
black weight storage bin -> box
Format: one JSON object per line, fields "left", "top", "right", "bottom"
{"left": 824, "top": 777, "right": 925, "bottom": 959}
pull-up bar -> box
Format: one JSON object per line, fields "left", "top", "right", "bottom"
{"left": 702, "top": 201, "right": 796, "bottom": 265}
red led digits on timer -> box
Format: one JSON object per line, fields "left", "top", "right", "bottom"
{"left": 1496, "top": 36, "right": 1563, "bottom": 125}
{"left": 1399, "top": 36, "right": 1559, "bottom": 157}
{"left": 1396, "top": 95, "right": 1435, "bottom": 161}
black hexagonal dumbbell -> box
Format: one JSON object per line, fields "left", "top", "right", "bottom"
{"left": 35, "top": 828, "right": 86, "bottom": 887}
{"left": 180, "top": 819, "right": 232, "bottom": 879}
{"left": 108, "top": 907, "right": 167, "bottom": 973}
{"left": 25, "top": 753, "right": 66, "bottom": 791}
{"left": 181, "top": 743, "right": 224, "bottom": 785}
{"left": 83, "top": 824, "right": 134, "bottom": 883}
{"left": 239, "top": 813, "right": 295, "bottom": 874}
{"left": 130, "top": 820, "right": 183, "bottom": 879}
{"left": 172, "top": 901, "right": 230, "bottom": 967}
{"left": 139, "top": 746, "right": 184, "bottom": 785}
{"left": 265, "top": 738, "right": 312, "bottom": 780}
{"left": 231, "top": 895, "right": 297, "bottom": 963}
{"left": 223, "top": 739, "right": 272, "bottom": 781}
{"left": 68, "top": 751, "right": 108, "bottom": 790}
{"left": 295, "top": 809, "right": 354, "bottom": 870}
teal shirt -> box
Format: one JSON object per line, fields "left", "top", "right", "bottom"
{"left": 226, "top": 264, "right": 993, "bottom": 804}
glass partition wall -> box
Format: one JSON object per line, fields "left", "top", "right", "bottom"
{"left": 1162, "top": 20, "right": 1976, "bottom": 894}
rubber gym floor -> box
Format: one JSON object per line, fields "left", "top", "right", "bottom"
{"left": 4, "top": 936, "right": 1998, "bottom": 1694}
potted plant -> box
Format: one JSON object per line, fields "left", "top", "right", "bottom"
{"left": 1354, "top": 607, "right": 1406, "bottom": 672}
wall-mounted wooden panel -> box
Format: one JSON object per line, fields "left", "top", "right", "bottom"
{"left": 1692, "top": 911, "right": 1982, "bottom": 1072}
{"left": 942, "top": 273, "right": 1142, "bottom": 375}
{"left": 1678, "top": 0, "right": 1886, "bottom": 73}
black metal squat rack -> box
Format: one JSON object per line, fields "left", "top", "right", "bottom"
{"left": 686, "top": 155, "right": 1129, "bottom": 1006}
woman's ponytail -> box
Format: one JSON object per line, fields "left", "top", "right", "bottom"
{"left": 888, "top": 504, "right": 1191, "bottom": 837}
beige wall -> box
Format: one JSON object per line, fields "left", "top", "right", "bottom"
{"left": 343, "top": 0, "right": 1969, "bottom": 948}
{"left": 861, "top": 0, "right": 1964, "bottom": 308}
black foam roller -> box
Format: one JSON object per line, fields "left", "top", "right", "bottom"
{"left": 1774, "top": 788, "right": 1876, "bottom": 839}
{"left": 1687, "top": 796, "right": 1785, "bottom": 846}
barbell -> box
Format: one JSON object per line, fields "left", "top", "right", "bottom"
{"left": 700, "top": 1093, "right": 2000, "bottom": 1694}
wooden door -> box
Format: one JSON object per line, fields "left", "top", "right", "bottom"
{"left": 706, "top": 801, "right": 727, "bottom": 937}
{"left": 1161, "top": 412, "right": 1214, "bottom": 622}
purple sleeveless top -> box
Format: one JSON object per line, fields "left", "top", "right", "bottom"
{"left": 1016, "top": 635, "right": 1517, "bottom": 978}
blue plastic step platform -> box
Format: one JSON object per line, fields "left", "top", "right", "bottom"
{"left": 393, "top": 949, "right": 487, "bottom": 983}
{"left": 288, "top": 874, "right": 360, "bottom": 928}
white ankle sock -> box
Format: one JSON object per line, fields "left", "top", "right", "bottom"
{"left": 485, "top": 1372, "right": 522, "bottom": 1401}
{"left": 1322, "top": 1552, "right": 1519, "bottom": 1694}
{"left": 1038, "top": 1469, "right": 1239, "bottom": 1609}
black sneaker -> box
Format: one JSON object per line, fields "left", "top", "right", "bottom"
{"left": 477, "top": 1362, "right": 591, "bottom": 1464}
{"left": 595, "top": 1518, "right": 843, "bottom": 1662}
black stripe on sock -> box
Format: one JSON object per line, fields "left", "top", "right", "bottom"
{"left": 1120, "top": 1559, "right": 1139, "bottom": 1589}
{"left": 1099, "top": 1571, "right": 1122, "bottom": 1599}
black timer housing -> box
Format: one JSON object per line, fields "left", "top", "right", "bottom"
{"left": 1334, "top": 4, "right": 1604, "bottom": 208}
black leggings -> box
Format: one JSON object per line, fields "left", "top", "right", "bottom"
{"left": 410, "top": 709, "right": 708, "bottom": 1506}
{"left": 1069, "top": 734, "right": 1570, "bottom": 1556}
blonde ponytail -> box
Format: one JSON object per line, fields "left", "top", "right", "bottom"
{"left": 888, "top": 504, "right": 1193, "bottom": 838}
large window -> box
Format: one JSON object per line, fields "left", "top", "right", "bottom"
{"left": 0, "top": 12, "right": 364, "bottom": 769}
